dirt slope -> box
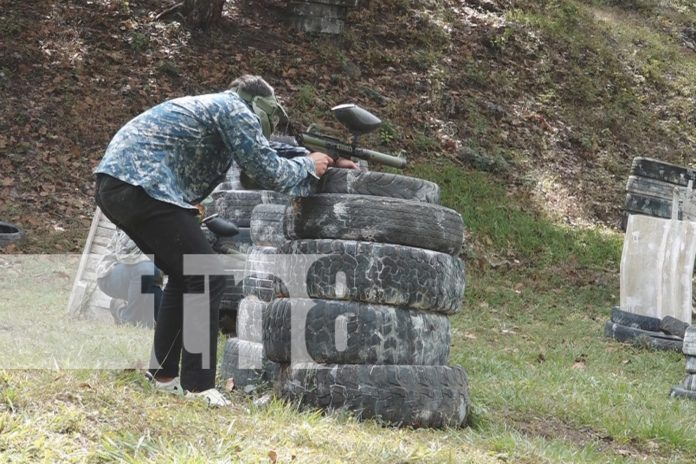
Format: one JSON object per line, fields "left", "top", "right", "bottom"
{"left": 1, "top": 0, "right": 695, "bottom": 252}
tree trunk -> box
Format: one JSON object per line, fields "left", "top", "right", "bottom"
{"left": 182, "top": 0, "right": 225, "bottom": 29}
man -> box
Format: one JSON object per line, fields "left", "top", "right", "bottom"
{"left": 96, "top": 228, "right": 163, "bottom": 328}
{"left": 94, "top": 75, "right": 356, "bottom": 406}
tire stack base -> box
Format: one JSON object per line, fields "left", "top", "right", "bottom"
{"left": 276, "top": 364, "right": 469, "bottom": 428}
{"left": 671, "top": 326, "right": 696, "bottom": 399}
{"left": 604, "top": 307, "right": 684, "bottom": 352}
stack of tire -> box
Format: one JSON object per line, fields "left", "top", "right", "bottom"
{"left": 223, "top": 168, "right": 470, "bottom": 428}
{"left": 219, "top": 245, "right": 284, "bottom": 392}
{"left": 623, "top": 157, "right": 696, "bottom": 229}
{"left": 671, "top": 326, "right": 696, "bottom": 400}
{"left": 202, "top": 166, "right": 290, "bottom": 334}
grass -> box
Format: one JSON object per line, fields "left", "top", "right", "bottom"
{"left": 413, "top": 163, "right": 621, "bottom": 269}
{"left": 2, "top": 162, "right": 696, "bottom": 462}
{"left": 0, "top": 255, "right": 151, "bottom": 369}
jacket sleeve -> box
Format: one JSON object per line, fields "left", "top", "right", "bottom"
{"left": 216, "top": 102, "right": 317, "bottom": 197}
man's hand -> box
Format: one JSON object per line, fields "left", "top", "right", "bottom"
{"left": 334, "top": 158, "right": 359, "bottom": 169}
{"left": 308, "top": 153, "right": 360, "bottom": 177}
{"left": 308, "top": 152, "right": 334, "bottom": 177}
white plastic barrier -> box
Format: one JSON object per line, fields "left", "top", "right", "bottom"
{"left": 620, "top": 214, "right": 696, "bottom": 324}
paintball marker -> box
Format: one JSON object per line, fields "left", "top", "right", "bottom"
{"left": 297, "top": 104, "right": 407, "bottom": 169}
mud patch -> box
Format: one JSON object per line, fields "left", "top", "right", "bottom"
{"left": 508, "top": 413, "right": 663, "bottom": 460}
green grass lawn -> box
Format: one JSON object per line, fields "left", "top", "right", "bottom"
{"left": 1, "top": 163, "right": 695, "bottom": 463}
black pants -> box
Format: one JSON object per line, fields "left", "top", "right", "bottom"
{"left": 95, "top": 174, "right": 225, "bottom": 392}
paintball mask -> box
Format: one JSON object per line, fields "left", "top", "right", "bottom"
{"left": 236, "top": 89, "right": 289, "bottom": 139}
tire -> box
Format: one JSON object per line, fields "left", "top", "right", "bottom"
{"left": 220, "top": 271, "right": 245, "bottom": 311}
{"left": 660, "top": 316, "right": 689, "bottom": 339}
{"left": 683, "top": 326, "right": 696, "bottom": 355}
{"left": 220, "top": 338, "right": 279, "bottom": 390}
{"left": 203, "top": 184, "right": 235, "bottom": 217}
{"left": 317, "top": 168, "right": 441, "bottom": 204}
{"left": 216, "top": 191, "right": 290, "bottom": 227}
{"left": 213, "top": 181, "right": 239, "bottom": 193}
{"left": 287, "top": 194, "right": 464, "bottom": 255}
{"left": 242, "top": 246, "right": 285, "bottom": 302}
{"left": 683, "top": 374, "right": 696, "bottom": 390}
{"left": 603, "top": 321, "right": 682, "bottom": 352}
{"left": 275, "top": 364, "right": 469, "bottom": 428}
{"left": 263, "top": 298, "right": 451, "bottom": 365}
{"left": 0, "top": 222, "right": 23, "bottom": 248}
{"left": 278, "top": 239, "right": 466, "bottom": 314}
{"left": 250, "top": 204, "right": 290, "bottom": 247}
{"left": 686, "top": 356, "right": 696, "bottom": 374}
{"left": 631, "top": 157, "right": 695, "bottom": 186}
{"left": 208, "top": 182, "right": 240, "bottom": 209}
{"left": 237, "top": 297, "right": 267, "bottom": 342}
{"left": 610, "top": 307, "right": 661, "bottom": 332}
{"left": 624, "top": 193, "right": 673, "bottom": 220}
{"left": 626, "top": 176, "right": 682, "bottom": 201}
{"left": 670, "top": 386, "right": 696, "bottom": 399}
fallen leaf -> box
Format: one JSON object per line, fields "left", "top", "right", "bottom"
{"left": 268, "top": 450, "right": 277, "bottom": 463}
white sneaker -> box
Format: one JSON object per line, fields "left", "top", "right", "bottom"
{"left": 152, "top": 376, "right": 186, "bottom": 396}
{"left": 185, "top": 388, "right": 231, "bottom": 407}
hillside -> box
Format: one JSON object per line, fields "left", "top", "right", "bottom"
{"left": 2, "top": 0, "right": 696, "bottom": 253}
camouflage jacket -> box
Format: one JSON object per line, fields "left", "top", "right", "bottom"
{"left": 94, "top": 91, "right": 316, "bottom": 210}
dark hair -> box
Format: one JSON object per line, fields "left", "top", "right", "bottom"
{"left": 228, "top": 75, "right": 274, "bottom": 97}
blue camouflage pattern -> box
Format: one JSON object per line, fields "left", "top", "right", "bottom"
{"left": 95, "top": 91, "right": 316, "bottom": 210}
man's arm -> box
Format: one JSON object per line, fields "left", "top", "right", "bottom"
{"left": 268, "top": 140, "right": 309, "bottom": 159}
{"left": 216, "top": 100, "right": 321, "bottom": 196}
